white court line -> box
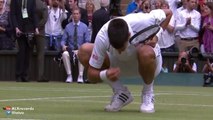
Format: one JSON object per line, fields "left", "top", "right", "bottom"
{"left": 0, "top": 92, "right": 213, "bottom": 102}
{"left": 0, "top": 87, "right": 111, "bottom": 93}
{"left": 0, "top": 96, "right": 110, "bottom": 102}
{"left": 47, "top": 99, "right": 213, "bottom": 108}
{"left": 1, "top": 92, "right": 213, "bottom": 102}
{"left": 0, "top": 117, "right": 42, "bottom": 120}
{"left": 0, "top": 87, "right": 213, "bottom": 97}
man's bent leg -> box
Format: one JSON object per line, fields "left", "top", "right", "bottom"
{"left": 78, "top": 43, "right": 94, "bottom": 68}
{"left": 78, "top": 43, "right": 132, "bottom": 111}
{"left": 137, "top": 45, "right": 162, "bottom": 113}
{"left": 78, "top": 43, "right": 110, "bottom": 83}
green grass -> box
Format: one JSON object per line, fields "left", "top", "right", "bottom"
{"left": 0, "top": 82, "right": 212, "bottom": 120}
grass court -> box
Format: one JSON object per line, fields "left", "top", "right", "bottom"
{"left": 0, "top": 82, "right": 212, "bottom": 120}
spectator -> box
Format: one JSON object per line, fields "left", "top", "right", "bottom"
{"left": 30, "top": 0, "right": 48, "bottom": 82}
{"left": 176, "top": 0, "right": 188, "bottom": 12}
{"left": 173, "top": 50, "right": 197, "bottom": 73}
{"left": 138, "top": 0, "right": 151, "bottom": 13}
{"left": 167, "top": 0, "right": 181, "bottom": 17}
{"left": 10, "top": 0, "right": 39, "bottom": 82}
{"left": 158, "top": 1, "right": 176, "bottom": 52}
{"left": 78, "top": 0, "right": 100, "bottom": 10}
{"left": 61, "top": 7, "right": 90, "bottom": 83}
{"left": 78, "top": 0, "right": 87, "bottom": 8}
{"left": 198, "top": 1, "right": 208, "bottom": 51}
{"left": 0, "top": 0, "right": 14, "bottom": 50}
{"left": 126, "top": 0, "right": 142, "bottom": 14}
{"left": 85, "top": 0, "right": 95, "bottom": 24}
{"left": 110, "top": 0, "right": 123, "bottom": 16}
{"left": 45, "top": 0, "right": 67, "bottom": 51}
{"left": 174, "top": 0, "right": 188, "bottom": 52}
{"left": 201, "top": 2, "right": 213, "bottom": 53}
{"left": 154, "top": 0, "right": 165, "bottom": 9}
{"left": 85, "top": 0, "right": 95, "bottom": 40}
{"left": 202, "top": 58, "right": 213, "bottom": 73}
{"left": 202, "top": 58, "right": 213, "bottom": 86}
{"left": 62, "top": 0, "right": 89, "bottom": 28}
{"left": 91, "top": 0, "right": 110, "bottom": 43}
{"left": 175, "top": 0, "right": 201, "bottom": 52}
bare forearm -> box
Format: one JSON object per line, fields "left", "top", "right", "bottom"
{"left": 160, "top": 9, "right": 173, "bottom": 30}
{"left": 87, "top": 66, "right": 102, "bottom": 83}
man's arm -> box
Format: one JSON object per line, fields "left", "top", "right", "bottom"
{"left": 88, "top": 65, "right": 120, "bottom": 83}
{"left": 145, "top": 9, "right": 172, "bottom": 47}
{"left": 160, "top": 9, "right": 173, "bottom": 30}
{"left": 189, "top": 13, "right": 201, "bottom": 32}
{"left": 87, "top": 66, "right": 103, "bottom": 83}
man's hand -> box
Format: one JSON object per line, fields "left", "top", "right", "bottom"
{"left": 186, "top": 17, "right": 191, "bottom": 26}
{"left": 144, "top": 36, "right": 158, "bottom": 48}
{"left": 106, "top": 67, "right": 120, "bottom": 82}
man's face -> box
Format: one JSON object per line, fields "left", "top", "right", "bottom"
{"left": 187, "top": 0, "right": 197, "bottom": 10}
{"left": 72, "top": 9, "right": 81, "bottom": 23}
{"left": 52, "top": 0, "right": 59, "bottom": 8}
{"left": 116, "top": 41, "right": 128, "bottom": 54}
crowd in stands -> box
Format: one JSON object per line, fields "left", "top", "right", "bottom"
{"left": 0, "top": 0, "right": 213, "bottom": 85}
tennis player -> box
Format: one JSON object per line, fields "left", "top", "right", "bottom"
{"left": 78, "top": 9, "right": 172, "bottom": 113}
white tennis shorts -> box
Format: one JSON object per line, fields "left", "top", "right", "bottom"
{"left": 108, "top": 44, "right": 162, "bottom": 78}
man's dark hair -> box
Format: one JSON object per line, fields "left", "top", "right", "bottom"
{"left": 108, "top": 18, "right": 129, "bottom": 49}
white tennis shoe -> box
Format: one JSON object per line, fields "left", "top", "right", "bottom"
{"left": 77, "top": 75, "right": 84, "bottom": 83}
{"left": 140, "top": 93, "right": 155, "bottom": 113}
{"left": 65, "top": 75, "right": 73, "bottom": 83}
{"left": 105, "top": 87, "right": 133, "bottom": 112}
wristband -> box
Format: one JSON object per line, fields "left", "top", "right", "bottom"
{"left": 99, "top": 70, "right": 108, "bottom": 81}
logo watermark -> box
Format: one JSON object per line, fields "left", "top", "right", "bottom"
{"left": 3, "top": 106, "right": 34, "bottom": 115}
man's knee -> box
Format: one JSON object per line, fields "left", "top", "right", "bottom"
{"left": 138, "top": 45, "right": 155, "bottom": 60}
{"left": 78, "top": 43, "right": 94, "bottom": 68}
{"left": 62, "top": 51, "right": 69, "bottom": 58}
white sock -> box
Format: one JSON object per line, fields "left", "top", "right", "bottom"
{"left": 78, "top": 61, "right": 84, "bottom": 77}
{"left": 107, "top": 80, "right": 126, "bottom": 92}
{"left": 142, "top": 80, "right": 154, "bottom": 94}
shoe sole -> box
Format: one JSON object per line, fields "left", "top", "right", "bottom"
{"left": 65, "top": 81, "right": 72, "bottom": 83}
{"left": 104, "top": 97, "right": 134, "bottom": 112}
{"left": 140, "top": 109, "right": 155, "bottom": 113}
